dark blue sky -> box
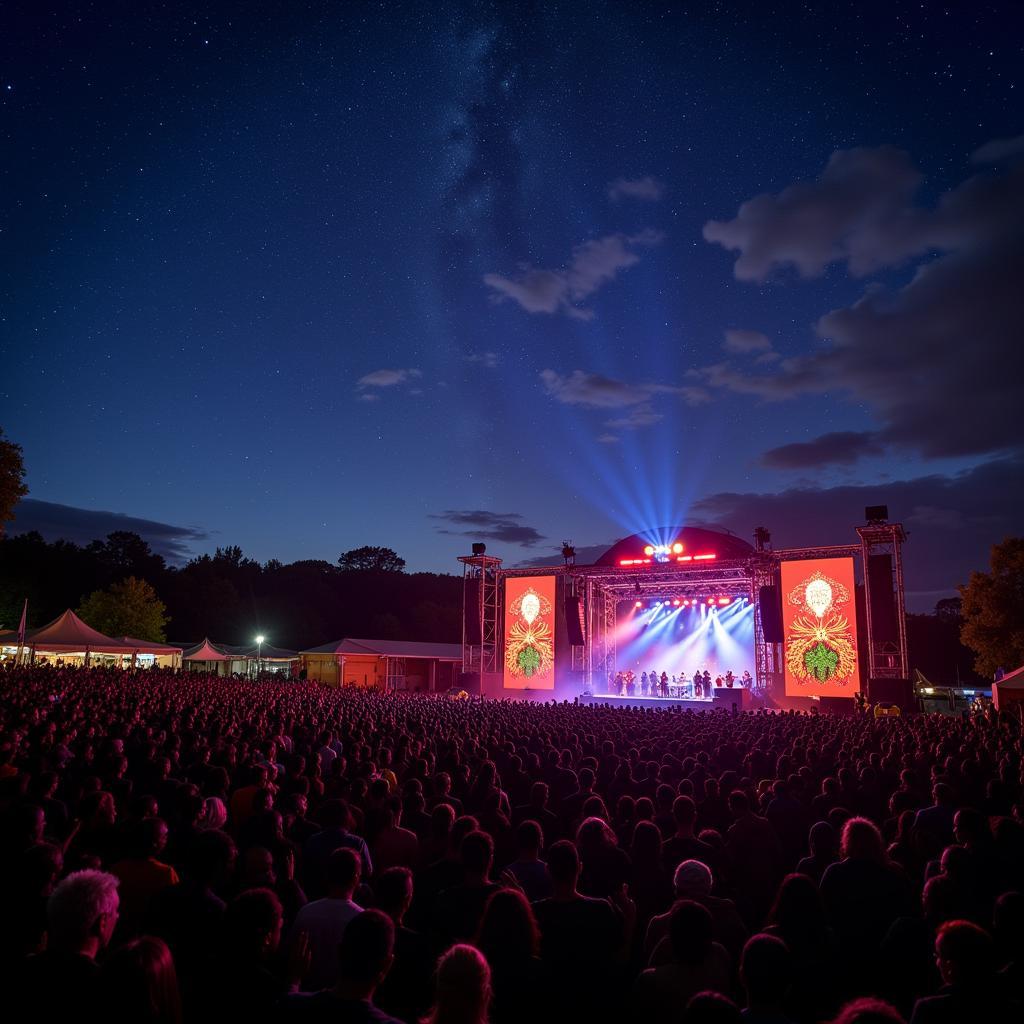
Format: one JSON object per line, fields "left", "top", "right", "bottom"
{"left": 4, "top": 1, "right": 1023, "bottom": 608}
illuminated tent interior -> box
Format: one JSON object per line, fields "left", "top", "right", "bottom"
{"left": 300, "top": 638, "right": 462, "bottom": 691}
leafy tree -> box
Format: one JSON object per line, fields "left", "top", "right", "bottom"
{"left": 0, "top": 428, "right": 29, "bottom": 534}
{"left": 959, "top": 537, "right": 1024, "bottom": 677}
{"left": 86, "top": 531, "right": 167, "bottom": 587}
{"left": 338, "top": 546, "right": 406, "bottom": 573}
{"left": 78, "top": 576, "right": 169, "bottom": 641}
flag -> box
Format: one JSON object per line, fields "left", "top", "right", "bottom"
{"left": 17, "top": 598, "right": 27, "bottom": 644}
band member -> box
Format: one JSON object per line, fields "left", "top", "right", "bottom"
{"left": 703, "top": 670, "right": 712, "bottom": 693}
{"left": 660, "top": 671, "right": 669, "bottom": 696}
{"left": 725, "top": 670, "right": 735, "bottom": 688}
{"left": 640, "top": 671, "right": 648, "bottom": 692}
{"left": 692, "top": 669, "right": 702, "bottom": 698}
{"left": 615, "top": 671, "right": 624, "bottom": 695}
{"left": 741, "top": 670, "right": 753, "bottom": 687}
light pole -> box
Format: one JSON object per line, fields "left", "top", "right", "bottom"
{"left": 255, "top": 634, "right": 265, "bottom": 678}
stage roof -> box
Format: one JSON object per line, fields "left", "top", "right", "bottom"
{"left": 596, "top": 526, "right": 754, "bottom": 566}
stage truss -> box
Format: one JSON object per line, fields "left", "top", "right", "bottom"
{"left": 474, "top": 533, "right": 909, "bottom": 697}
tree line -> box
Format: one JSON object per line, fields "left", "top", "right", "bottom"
{"left": 0, "top": 532, "right": 462, "bottom": 649}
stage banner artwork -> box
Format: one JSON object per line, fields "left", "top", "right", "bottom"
{"left": 503, "top": 576, "right": 556, "bottom": 690}
{"left": 780, "top": 557, "right": 861, "bottom": 697}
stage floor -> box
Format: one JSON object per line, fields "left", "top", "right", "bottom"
{"left": 579, "top": 688, "right": 756, "bottom": 711}
{"left": 579, "top": 693, "right": 719, "bottom": 711}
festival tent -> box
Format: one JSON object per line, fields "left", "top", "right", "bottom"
{"left": 2, "top": 609, "right": 136, "bottom": 665}
{"left": 113, "top": 637, "right": 183, "bottom": 668}
{"left": 992, "top": 664, "right": 1024, "bottom": 712}
{"left": 300, "top": 637, "right": 462, "bottom": 691}
{"left": 180, "top": 638, "right": 235, "bottom": 675}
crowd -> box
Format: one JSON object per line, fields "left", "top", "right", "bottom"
{"left": 1, "top": 663, "right": 1022, "bottom": 1024}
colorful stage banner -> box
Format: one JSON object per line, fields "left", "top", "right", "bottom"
{"left": 503, "top": 576, "right": 557, "bottom": 690}
{"left": 780, "top": 557, "right": 861, "bottom": 697}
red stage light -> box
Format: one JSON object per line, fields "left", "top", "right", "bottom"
{"left": 718, "top": 597, "right": 731, "bottom": 605}
{"left": 634, "top": 600, "right": 643, "bottom": 608}
{"left": 706, "top": 598, "right": 715, "bottom": 605}
{"left": 673, "top": 599, "right": 681, "bottom": 606}
{"left": 643, "top": 544, "right": 655, "bottom": 556}
{"left": 677, "top": 555, "right": 692, "bottom": 562}
{"left": 694, "top": 553, "right": 716, "bottom": 561}
{"left": 672, "top": 542, "right": 684, "bottom": 554}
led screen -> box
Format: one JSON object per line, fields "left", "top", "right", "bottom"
{"left": 503, "top": 576, "right": 557, "bottom": 690}
{"left": 780, "top": 556, "right": 861, "bottom": 697}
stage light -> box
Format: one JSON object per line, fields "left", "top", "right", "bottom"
{"left": 706, "top": 598, "right": 715, "bottom": 606}
{"left": 643, "top": 544, "right": 654, "bottom": 556}
{"left": 673, "top": 599, "right": 681, "bottom": 606}
{"left": 718, "top": 597, "right": 731, "bottom": 606}
{"left": 635, "top": 600, "right": 643, "bottom": 608}
{"left": 672, "top": 542, "right": 684, "bottom": 554}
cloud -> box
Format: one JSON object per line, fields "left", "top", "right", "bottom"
{"left": 971, "top": 133, "right": 1024, "bottom": 164}
{"left": 691, "top": 456, "right": 1024, "bottom": 611}
{"left": 607, "top": 176, "right": 666, "bottom": 202}
{"left": 761, "top": 431, "right": 885, "bottom": 469}
{"left": 466, "top": 351, "right": 499, "bottom": 368}
{"left": 697, "top": 144, "right": 1024, "bottom": 463}
{"left": 703, "top": 145, "right": 925, "bottom": 280}
{"left": 8, "top": 499, "right": 210, "bottom": 563}
{"left": 605, "top": 404, "right": 664, "bottom": 430}
{"left": 484, "top": 229, "right": 663, "bottom": 319}
{"left": 541, "top": 369, "right": 708, "bottom": 411}
{"left": 356, "top": 368, "right": 422, "bottom": 389}
{"left": 431, "top": 509, "right": 546, "bottom": 547}
{"left": 540, "top": 369, "right": 650, "bottom": 409}
{"left": 723, "top": 329, "right": 773, "bottom": 354}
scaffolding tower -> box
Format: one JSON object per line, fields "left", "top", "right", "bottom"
{"left": 458, "top": 552, "right": 503, "bottom": 676}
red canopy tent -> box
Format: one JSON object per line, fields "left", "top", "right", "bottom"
{"left": 26, "top": 609, "right": 137, "bottom": 655}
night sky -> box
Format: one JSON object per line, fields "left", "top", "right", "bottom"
{"left": 4, "top": 1, "right": 1023, "bottom": 608}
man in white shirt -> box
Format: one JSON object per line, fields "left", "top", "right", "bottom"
{"left": 290, "top": 846, "right": 363, "bottom": 991}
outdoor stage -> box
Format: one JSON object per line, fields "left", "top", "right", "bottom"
{"left": 460, "top": 520, "right": 910, "bottom": 708}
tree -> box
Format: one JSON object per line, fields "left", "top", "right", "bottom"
{"left": 78, "top": 576, "right": 169, "bottom": 642}
{"left": 337, "top": 546, "right": 406, "bottom": 573}
{"left": 959, "top": 537, "right": 1024, "bottom": 677}
{"left": 0, "top": 428, "right": 28, "bottom": 534}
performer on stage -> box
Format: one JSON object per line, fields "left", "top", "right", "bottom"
{"left": 660, "top": 671, "right": 669, "bottom": 697}
{"left": 640, "top": 671, "right": 648, "bottom": 693}
{"left": 741, "top": 670, "right": 753, "bottom": 688}
{"left": 702, "top": 669, "right": 712, "bottom": 695}
{"left": 725, "top": 670, "right": 735, "bottom": 688}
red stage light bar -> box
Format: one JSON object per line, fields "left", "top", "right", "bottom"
{"left": 693, "top": 553, "right": 717, "bottom": 561}
{"left": 620, "top": 552, "right": 716, "bottom": 566}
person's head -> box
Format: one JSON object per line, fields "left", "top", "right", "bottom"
{"left": 374, "top": 867, "right": 413, "bottom": 924}
{"left": 530, "top": 781, "right": 549, "bottom": 807}
{"left": 515, "top": 819, "right": 543, "bottom": 858}
{"left": 808, "top": 820, "right": 837, "bottom": 858}
{"left": 225, "top": 888, "right": 283, "bottom": 960}
{"left": 546, "top": 840, "right": 580, "bottom": 891}
{"left": 934, "top": 919, "right": 993, "bottom": 988}
{"left": 740, "top": 934, "right": 791, "bottom": 1008}
{"left": 187, "top": 828, "right": 237, "bottom": 887}
{"left": 631, "top": 820, "right": 662, "bottom": 861}
{"left": 102, "top": 935, "right": 182, "bottom": 1024}
{"left": 826, "top": 998, "right": 905, "bottom": 1024}
{"left": 47, "top": 870, "right": 120, "bottom": 957}
{"left": 932, "top": 782, "right": 954, "bottom": 807}
{"left": 841, "top": 817, "right": 887, "bottom": 863}
{"left": 199, "top": 796, "right": 228, "bottom": 831}
{"left": 326, "top": 846, "right": 361, "bottom": 897}
{"left": 477, "top": 887, "right": 540, "bottom": 962}
{"left": 683, "top": 991, "right": 741, "bottom": 1024}
{"left": 427, "top": 944, "right": 491, "bottom": 1024}
{"left": 576, "top": 815, "right": 616, "bottom": 856}
{"left": 674, "top": 859, "right": 713, "bottom": 899}
{"left": 768, "top": 873, "right": 825, "bottom": 936}
{"left": 460, "top": 830, "right": 494, "bottom": 881}
{"left": 728, "top": 790, "right": 750, "bottom": 818}
{"left": 673, "top": 794, "right": 697, "bottom": 832}
{"left": 337, "top": 909, "right": 395, "bottom": 997}
{"left": 670, "top": 900, "right": 714, "bottom": 965}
